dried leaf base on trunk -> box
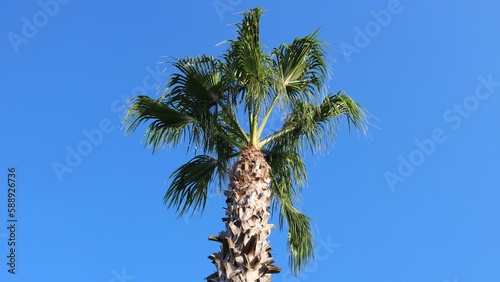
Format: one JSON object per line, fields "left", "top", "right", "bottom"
{"left": 207, "top": 147, "right": 281, "bottom": 282}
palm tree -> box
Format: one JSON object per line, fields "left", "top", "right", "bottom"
{"left": 123, "top": 7, "right": 367, "bottom": 281}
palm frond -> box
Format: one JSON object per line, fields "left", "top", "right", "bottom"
{"left": 224, "top": 7, "right": 273, "bottom": 144}
{"left": 256, "top": 29, "right": 329, "bottom": 138}
{"left": 272, "top": 29, "right": 329, "bottom": 104}
{"left": 230, "top": 7, "right": 266, "bottom": 86}
{"left": 124, "top": 95, "right": 193, "bottom": 152}
{"left": 159, "top": 55, "right": 249, "bottom": 153}
{"left": 259, "top": 91, "right": 367, "bottom": 150}
{"left": 168, "top": 55, "right": 222, "bottom": 104}
{"left": 164, "top": 155, "right": 219, "bottom": 217}
{"left": 281, "top": 199, "right": 314, "bottom": 275}
{"left": 264, "top": 147, "right": 307, "bottom": 200}
{"left": 329, "top": 91, "right": 368, "bottom": 134}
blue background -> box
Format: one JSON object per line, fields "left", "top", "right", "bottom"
{"left": 1, "top": 1, "right": 499, "bottom": 281}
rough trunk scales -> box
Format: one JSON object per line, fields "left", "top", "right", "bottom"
{"left": 206, "top": 147, "right": 281, "bottom": 281}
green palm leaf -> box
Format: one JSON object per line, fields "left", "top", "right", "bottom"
{"left": 281, "top": 199, "right": 314, "bottom": 275}
{"left": 264, "top": 143, "right": 313, "bottom": 274}
{"left": 168, "top": 55, "right": 222, "bottom": 103}
{"left": 224, "top": 7, "right": 273, "bottom": 145}
{"left": 272, "top": 29, "right": 328, "bottom": 104}
{"left": 260, "top": 91, "right": 367, "bottom": 150}
{"left": 165, "top": 155, "right": 219, "bottom": 217}
{"left": 124, "top": 95, "right": 193, "bottom": 152}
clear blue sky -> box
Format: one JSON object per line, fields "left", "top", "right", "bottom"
{"left": 1, "top": 1, "right": 499, "bottom": 281}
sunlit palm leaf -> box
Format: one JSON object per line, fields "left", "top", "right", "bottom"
{"left": 225, "top": 7, "right": 272, "bottom": 137}
{"left": 272, "top": 29, "right": 328, "bottom": 104}
{"left": 260, "top": 91, "right": 367, "bottom": 151}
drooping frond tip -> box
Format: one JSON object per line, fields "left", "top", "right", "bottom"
{"left": 265, "top": 148, "right": 313, "bottom": 275}
{"left": 333, "top": 91, "right": 369, "bottom": 135}
{"left": 285, "top": 204, "right": 314, "bottom": 275}
{"left": 164, "top": 155, "right": 218, "bottom": 218}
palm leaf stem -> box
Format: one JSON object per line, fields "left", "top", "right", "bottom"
{"left": 216, "top": 131, "right": 247, "bottom": 150}
{"left": 216, "top": 100, "right": 250, "bottom": 144}
{"left": 256, "top": 91, "right": 281, "bottom": 142}
{"left": 258, "top": 123, "right": 294, "bottom": 148}
{"left": 249, "top": 108, "right": 259, "bottom": 146}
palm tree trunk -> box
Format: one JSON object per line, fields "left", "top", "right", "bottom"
{"left": 207, "top": 147, "right": 281, "bottom": 281}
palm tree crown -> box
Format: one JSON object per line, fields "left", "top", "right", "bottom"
{"left": 124, "top": 7, "right": 367, "bottom": 278}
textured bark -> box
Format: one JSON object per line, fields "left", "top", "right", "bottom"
{"left": 206, "top": 147, "right": 281, "bottom": 281}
